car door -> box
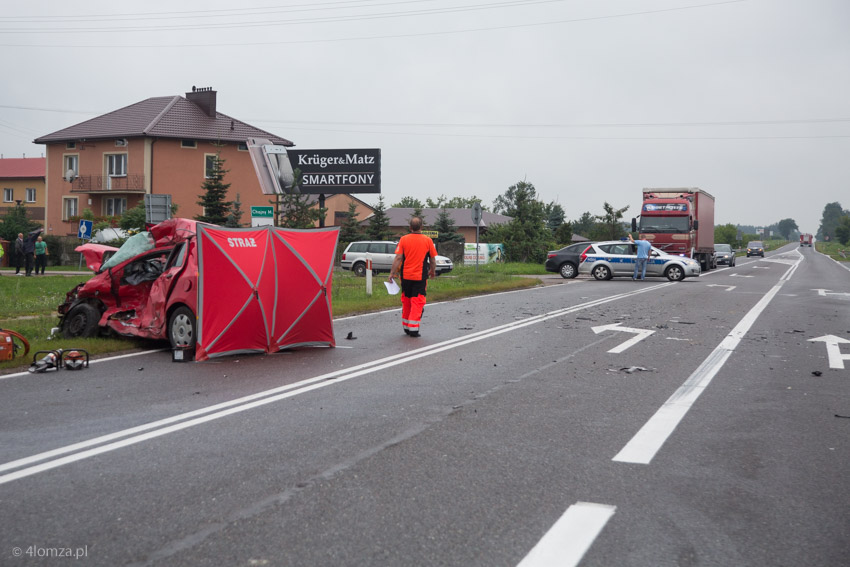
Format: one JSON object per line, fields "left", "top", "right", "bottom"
{"left": 369, "top": 242, "right": 395, "bottom": 271}
{"left": 646, "top": 247, "right": 666, "bottom": 276}
{"left": 607, "top": 242, "right": 637, "bottom": 276}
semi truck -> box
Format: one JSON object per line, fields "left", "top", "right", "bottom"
{"left": 800, "top": 233, "right": 813, "bottom": 246}
{"left": 631, "top": 188, "right": 716, "bottom": 271}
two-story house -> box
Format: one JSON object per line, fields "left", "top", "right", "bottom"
{"left": 34, "top": 87, "right": 293, "bottom": 236}
{"left": 0, "top": 157, "right": 46, "bottom": 223}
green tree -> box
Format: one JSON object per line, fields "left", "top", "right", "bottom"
{"left": 367, "top": 195, "right": 393, "bottom": 240}
{"left": 425, "top": 195, "right": 487, "bottom": 209}
{"left": 393, "top": 196, "right": 424, "bottom": 208}
{"left": 225, "top": 193, "right": 244, "bottom": 228}
{"left": 570, "top": 212, "right": 595, "bottom": 238}
{"left": 596, "top": 202, "right": 630, "bottom": 240}
{"left": 0, "top": 202, "right": 41, "bottom": 241}
{"left": 339, "top": 202, "right": 364, "bottom": 243}
{"left": 835, "top": 215, "right": 850, "bottom": 245}
{"left": 714, "top": 223, "right": 739, "bottom": 246}
{"left": 817, "top": 202, "right": 848, "bottom": 241}
{"left": 544, "top": 202, "right": 565, "bottom": 233}
{"left": 276, "top": 170, "right": 326, "bottom": 229}
{"left": 553, "top": 222, "right": 573, "bottom": 245}
{"left": 195, "top": 153, "right": 232, "bottom": 225}
{"left": 432, "top": 208, "right": 464, "bottom": 244}
{"left": 488, "top": 180, "right": 550, "bottom": 262}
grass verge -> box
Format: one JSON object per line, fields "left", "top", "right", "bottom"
{"left": 1, "top": 263, "right": 544, "bottom": 373}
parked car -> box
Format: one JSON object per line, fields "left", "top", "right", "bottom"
{"left": 746, "top": 241, "right": 765, "bottom": 257}
{"left": 59, "top": 218, "right": 199, "bottom": 349}
{"left": 714, "top": 243, "right": 736, "bottom": 266}
{"left": 545, "top": 242, "right": 592, "bottom": 279}
{"left": 341, "top": 240, "right": 453, "bottom": 276}
{"left": 578, "top": 240, "right": 701, "bottom": 281}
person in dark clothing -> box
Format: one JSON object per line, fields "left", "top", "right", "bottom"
{"left": 14, "top": 233, "right": 24, "bottom": 275}
{"left": 23, "top": 228, "right": 43, "bottom": 277}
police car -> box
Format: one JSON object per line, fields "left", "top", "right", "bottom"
{"left": 578, "top": 240, "right": 701, "bottom": 281}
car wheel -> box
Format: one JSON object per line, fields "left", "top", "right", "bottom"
{"left": 559, "top": 262, "right": 577, "bottom": 279}
{"left": 62, "top": 303, "right": 101, "bottom": 339}
{"left": 665, "top": 265, "right": 685, "bottom": 282}
{"left": 168, "top": 306, "right": 196, "bottom": 349}
{"left": 353, "top": 262, "right": 367, "bottom": 277}
{"left": 731, "top": 259, "right": 736, "bottom": 267}
{"left": 591, "top": 265, "right": 612, "bottom": 281}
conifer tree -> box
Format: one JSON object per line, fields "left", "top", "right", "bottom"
{"left": 367, "top": 195, "right": 392, "bottom": 240}
{"left": 195, "top": 152, "right": 232, "bottom": 226}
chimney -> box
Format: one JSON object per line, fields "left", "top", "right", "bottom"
{"left": 186, "top": 86, "right": 217, "bottom": 117}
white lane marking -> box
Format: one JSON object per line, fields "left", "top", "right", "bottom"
{"left": 613, "top": 258, "right": 801, "bottom": 464}
{"left": 808, "top": 335, "right": 850, "bottom": 369}
{"left": 0, "top": 283, "right": 674, "bottom": 485}
{"left": 706, "top": 284, "right": 736, "bottom": 291}
{"left": 517, "top": 502, "right": 616, "bottom": 567}
{"left": 591, "top": 323, "right": 655, "bottom": 353}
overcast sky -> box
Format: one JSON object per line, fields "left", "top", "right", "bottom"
{"left": 1, "top": 0, "right": 848, "bottom": 234}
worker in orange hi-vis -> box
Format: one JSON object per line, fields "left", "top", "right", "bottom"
{"left": 388, "top": 217, "right": 437, "bottom": 338}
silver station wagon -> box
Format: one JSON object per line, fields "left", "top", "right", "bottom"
{"left": 578, "top": 240, "right": 701, "bottom": 282}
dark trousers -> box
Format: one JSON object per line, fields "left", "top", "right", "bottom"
{"left": 14, "top": 252, "right": 24, "bottom": 273}
{"left": 35, "top": 254, "right": 47, "bottom": 275}
{"left": 25, "top": 253, "right": 34, "bottom": 276}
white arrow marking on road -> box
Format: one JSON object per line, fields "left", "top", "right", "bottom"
{"left": 730, "top": 273, "right": 754, "bottom": 278}
{"left": 592, "top": 323, "right": 655, "bottom": 353}
{"left": 753, "top": 266, "right": 770, "bottom": 269}
{"left": 706, "top": 284, "right": 736, "bottom": 291}
{"left": 812, "top": 289, "right": 850, "bottom": 298}
{"left": 808, "top": 335, "right": 850, "bottom": 369}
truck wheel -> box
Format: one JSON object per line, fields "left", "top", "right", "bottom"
{"left": 168, "top": 306, "right": 196, "bottom": 349}
{"left": 353, "top": 262, "right": 367, "bottom": 277}
{"left": 62, "top": 303, "right": 101, "bottom": 339}
{"left": 665, "top": 265, "right": 685, "bottom": 282}
{"left": 559, "top": 262, "right": 578, "bottom": 279}
{"left": 591, "top": 265, "right": 612, "bottom": 281}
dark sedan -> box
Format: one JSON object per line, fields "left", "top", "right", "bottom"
{"left": 545, "top": 242, "right": 592, "bottom": 279}
{"left": 714, "top": 243, "right": 736, "bottom": 266}
{"left": 747, "top": 241, "right": 765, "bottom": 257}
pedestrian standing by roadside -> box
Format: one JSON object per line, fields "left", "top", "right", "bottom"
{"left": 23, "top": 228, "right": 43, "bottom": 277}
{"left": 388, "top": 217, "right": 438, "bottom": 337}
{"left": 34, "top": 235, "right": 48, "bottom": 275}
{"left": 0, "top": 240, "right": 4, "bottom": 275}
{"left": 629, "top": 233, "right": 652, "bottom": 281}
{"left": 14, "top": 233, "right": 24, "bottom": 275}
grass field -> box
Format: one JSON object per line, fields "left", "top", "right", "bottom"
{"left": 0, "top": 263, "right": 543, "bottom": 373}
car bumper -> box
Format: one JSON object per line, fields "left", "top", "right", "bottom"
{"left": 716, "top": 256, "right": 733, "bottom": 265}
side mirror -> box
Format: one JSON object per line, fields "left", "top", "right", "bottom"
{"left": 693, "top": 220, "right": 699, "bottom": 230}
{"left": 631, "top": 218, "right": 637, "bottom": 232}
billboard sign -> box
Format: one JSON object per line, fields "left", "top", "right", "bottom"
{"left": 463, "top": 243, "right": 505, "bottom": 264}
{"left": 248, "top": 138, "right": 381, "bottom": 195}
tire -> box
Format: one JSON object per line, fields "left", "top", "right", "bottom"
{"left": 62, "top": 303, "right": 101, "bottom": 339}
{"left": 591, "top": 265, "right": 612, "bottom": 281}
{"left": 353, "top": 262, "right": 367, "bottom": 277}
{"left": 559, "top": 262, "right": 578, "bottom": 279}
{"left": 168, "top": 306, "right": 196, "bottom": 349}
{"left": 665, "top": 265, "right": 686, "bottom": 282}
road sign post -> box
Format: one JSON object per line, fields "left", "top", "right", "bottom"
{"left": 471, "top": 202, "right": 482, "bottom": 272}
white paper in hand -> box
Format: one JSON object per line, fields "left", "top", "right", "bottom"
{"left": 384, "top": 279, "right": 400, "bottom": 295}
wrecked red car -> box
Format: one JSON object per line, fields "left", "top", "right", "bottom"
{"left": 59, "top": 218, "right": 200, "bottom": 348}
{"left": 59, "top": 219, "right": 340, "bottom": 361}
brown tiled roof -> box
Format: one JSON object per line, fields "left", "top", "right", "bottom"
{"left": 34, "top": 96, "right": 292, "bottom": 146}
{"left": 0, "top": 157, "right": 45, "bottom": 178}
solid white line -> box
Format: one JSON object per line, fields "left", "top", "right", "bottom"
{"left": 613, "top": 259, "right": 800, "bottom": 465}
{"left": 0, "top": 283, "right": 673, "bottom": 485}
{"left": 517, "top": 502, "right": 616, "bottom": 567}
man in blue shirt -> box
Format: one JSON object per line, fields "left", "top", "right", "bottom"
{"left": 629, "top": 233, "right": 652, "bottom": 280}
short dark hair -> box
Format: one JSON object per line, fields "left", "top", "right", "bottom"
{"left": 409, "top": 217, "right": 422, "bottom": 231}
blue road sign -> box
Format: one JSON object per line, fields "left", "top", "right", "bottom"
{"left": 78, "top": 219, "right": 93, "bottom": 240}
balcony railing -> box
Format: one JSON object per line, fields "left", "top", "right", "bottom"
{"left": 70, "top": 174, "right": 145, "bottom": 193}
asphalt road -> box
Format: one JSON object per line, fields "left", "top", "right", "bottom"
{"left": 1, "top": 244, "right": 848, "bottom": 566}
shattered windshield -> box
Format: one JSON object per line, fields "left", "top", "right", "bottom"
{"left": 100, "top": 232, "right": 155, "bottom": 272}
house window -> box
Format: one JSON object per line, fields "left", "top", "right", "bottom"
{"left": 63, "top": 197, "right": 78, "bottom": 220}
{"left": 105, "top": 197, "right": 127, "bottom": 216}
{"left": 237, "top": 142, "right": 248, "bottom": 151}
{"left": 66, "top": 142, "right": 76, "bottom": 150}
{"left": 64, "top": 155, "right": 79, "bottom": 178}
{"left": 26, "top": 188, "right": 36, "bottom": 203}
{"left": 3, "top": 188, "right": 12, "bottom": 203}
{"left": 181, "top": 139, "right": 197, "bottom": 148}
{"left": 107, "top": 154, "right": 127, "bottom": 177}
{"left": 204, "top": 154, "right": 219, "bottom": 179}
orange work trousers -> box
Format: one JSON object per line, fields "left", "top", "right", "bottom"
{"left": 400, "top": 278, "right": 428, "bottom": 333}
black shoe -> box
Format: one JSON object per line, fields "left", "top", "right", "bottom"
{"left": 404, "top": 329, "right": 410, "bottom": 335}
{"left": 409, "top": 331, "right": 420, "bottom": 338}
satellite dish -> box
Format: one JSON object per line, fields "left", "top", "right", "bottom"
{"left": 65, "top": 169, "right": 77, "bottom": 182}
